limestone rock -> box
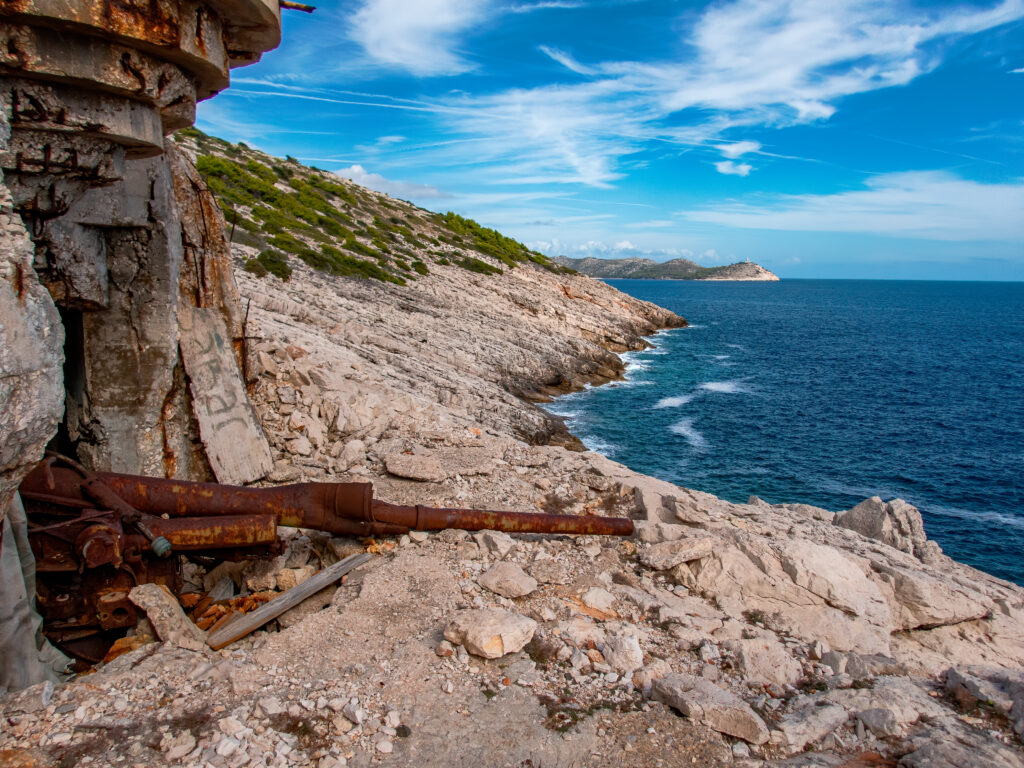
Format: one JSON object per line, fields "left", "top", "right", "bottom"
{"left": 128, "top": 583, "right": 206, "bottom": 652}
{"left": 384, "top": 453, "right": 445, "bottom": 482}
{"left": 581, "top": 587, "right": 616, "bottom": 612}
{"left": 725, "top": 636, "right": 802, "bottom": 686}
{"left": 652, "top": 674, "right": 769, "bottom": 745}
{"left": 638, "top": 537, "right": 715, "bottom": 570}
{"left": 835, "top": 496, "right": 942, "bottom": 563}
{"left": 529, "top": 558, "right": 571, "bottom": 585}
{"left": 775, "top": 698, "right": 849, "bottom": 753}
{"left": 478, "top": 562, "right": 537, "bottom": 598}
{"left": 444, "top": 608, "right": 537, "bottom": 659}
{"left": 602, "top": 632, "right": 643, "bottom": 674}
{"left": 857, "top": 707, "right": 903, "bottom": 737}
{"left": 473, "top": 530, "right": 516, "bottom": 558}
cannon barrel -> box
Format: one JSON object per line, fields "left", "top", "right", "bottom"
{"left": 20, "top": 464, "right": 634, "bottom": 537}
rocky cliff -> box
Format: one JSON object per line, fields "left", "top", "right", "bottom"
{"left": 553, "top": 256, "right": 780, "bottom": 281}
{"left": 3, "top": 137, "right": 1023, "bottom": 768}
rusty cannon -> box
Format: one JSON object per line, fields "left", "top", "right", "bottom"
{"left": 19, "top": 454, "right": 633, "bottom": 662}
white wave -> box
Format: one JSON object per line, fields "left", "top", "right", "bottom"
{"left": 921, "top": 503, "right": 1024, "bottom": 532}
{"left": 654, "top": 394, "right": 695, "bottom": 409}
{"left": 580, "top": 435, "right": 617, "bottom": 456}
{"left": 669, "top": 418, "right": 708, "bottom": 450}
{"left": 725, "top": 343, "right": 745, "bottom": 350}
{"left": 712, "top": 354, "right": 730, "bottom": 361}
{"left": 699, "top": 380, "right": 749, "bottom": 394}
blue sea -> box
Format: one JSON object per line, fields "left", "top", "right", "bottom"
{"left": 544, "top": 280, "right": 1024, "bottom": 585}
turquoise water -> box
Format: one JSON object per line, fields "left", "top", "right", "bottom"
{"left": 545, "top": 279, "right": 1024, "bottom": 585}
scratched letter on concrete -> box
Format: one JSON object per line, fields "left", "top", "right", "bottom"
{"left": 179, "top": 306, "right": 273, "bottom": 485}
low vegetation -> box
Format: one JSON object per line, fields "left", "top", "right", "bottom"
{"left": 174, "top": 128, "right": 573, "bottom": 286}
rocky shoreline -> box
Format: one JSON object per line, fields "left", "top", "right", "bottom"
{"left": 3, "top": 205, "right": 1024, "bottom": 767}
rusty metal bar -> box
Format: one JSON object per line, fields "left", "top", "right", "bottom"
{"left": 371, "top": 501, "right": 634, "bottom": 536}
{"left": 20, "top": 462, "right": 634, "bottom": 537}
{"left": 146, "top": 514, "right": 278, "bottom": 550}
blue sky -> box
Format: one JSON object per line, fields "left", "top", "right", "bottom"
{"left": 198, "top": 0, "right": 1024, "bottom": 279}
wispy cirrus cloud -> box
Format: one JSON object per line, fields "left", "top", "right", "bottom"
{"left": 233, "top": 1, "right": 1024, "bottom": 197}
{"left": 538, "top": 45, "right": 598, "bottom": 75}
{"left": 681, "top": 172, "right": 1024, "bottom": 241}
{"left": 349, "top": 0, "right": 493, "bottom": 76}
{"left": 422, "top": 0, "right": 1024, "bottom": 186}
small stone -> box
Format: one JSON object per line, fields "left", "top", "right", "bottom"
{"left": 653, "top": 674, "right": 769, "bottom": 745}
{"left": 444, "top": 608, "right": 537, "bottom": 659}
{"left": 699, "top": 642, "right": 720, "bottom": 663}
{"left": 821, "top": 650, "right": 847, "bottom": 676}
{"left": 809, "top": 640, "right": 826, "bottom": 661}
{"left": 473, "top": 530, "right": 516, "bottom": 558}
{"left": 857, "top": 708, "right": 903, "bottom": 737}
{"left": 602, "top": 632, "right": 644, "bottom": 674}
{"left": 478, "top": 562, "right": 537, "bottom": 598}
{"left": 216, "top": 737, "right": 239, "bottom": 757}
{"left": 163, "top": 731, "right": 196, "bottom": 761}
{"left": 218, "top": 717, "right": 244, "bottom": 736}
{"left": 260, "top": 697, "right": 286, "bottom": 716}
{"left": 385, "top": 453, "right": 445, "bottom": 482}
{"left": 376, "top": 740, "right": 394, "bottom": 754}
{"left": 639, "top": 538, "right": 715, "bottom": 570}
{"left": 436, "top": 640, "right": 455, "bottom": 657}
{"left": 128, "top": 583, "right": 206, "bottom": 651}
{"left": 409, "top": 531, "right": 429, "bottom": 543}
{"left": 385, "top": 711, "right": 401, "bottom": 728}
{"left": 442, "top": 680, "right": 455, "bottom": 694}
{"left": 332, "top": 715, "right": 354, "bottom": 734}
{"left": 581, "top": 587, "right": 616, "bottom": 613}
{"left": 286, "top": 435, "right": 313, "bottom": 456}
{"left": 342, "top": 699, "right": 364, "bottom": 725}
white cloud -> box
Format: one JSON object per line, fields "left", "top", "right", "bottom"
{"left": 506, "top": 1, "right": 585, "bottom": 12}
{"left": 349, "top": 0, "right": 492, "bottom": 76}
{"left": 716, "top": 140, "right": 761, "bottom": 158}
{"left": 335, "top": 165, "right": 448, "bottom": 199}
{"left": 539, "top": 45, "right": 597, "bottom": 75}
{"left": 422, "top": 0, "right": 1024, "bottom": 187}
{"left": 715, "top": 160, "right": 753, "bottom": 176}
{"left": 681, "top": 171, "right": 1024, "bottom": 241}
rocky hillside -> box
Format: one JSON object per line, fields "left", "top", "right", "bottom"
{"left": 5, "top": 135, "right": 1022, "bottom": 768}
{"left": 554, "top": 256, "right": 779, "bottom": 281}
{"left": 172, "top": 128, "right": 686, "bottom": 450}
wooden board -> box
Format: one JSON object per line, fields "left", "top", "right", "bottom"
{"left": 207, "top": 553, "right": 372, "bottom": 650}
{"left": 179, "top": 306, "right": 273, "bottom": 485}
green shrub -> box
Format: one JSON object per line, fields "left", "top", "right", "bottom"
{"left": 457, "top": 256, "right": 503, "bottom": 275}
{"left": 412, "top": 260, "right": 429, "bottom": 275}
{"left": 255, "top": 250, "right": 291, "bottom": 280}
{"left": 243, "top": 258, "right": 267, "bottom": 277}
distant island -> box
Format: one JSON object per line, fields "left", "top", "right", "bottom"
{"left": 552, "top": 256, "right": 779, "bottom": 281}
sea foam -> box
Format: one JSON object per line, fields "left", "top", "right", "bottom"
{"left": 654, "top": 394, "right": 695, "bottom": 409}
{"left": 699, "top": 380, "right": 749, "bottom": 394}
{"left": 669, "top": 418, "right": 708, "bottom": 450}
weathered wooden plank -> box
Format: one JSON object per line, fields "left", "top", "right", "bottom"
{"left": 179, "top": 306, "right": 273, "bottom": 485}
{"left": 207, "top": 553, "right": 372, "bottom": 650}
